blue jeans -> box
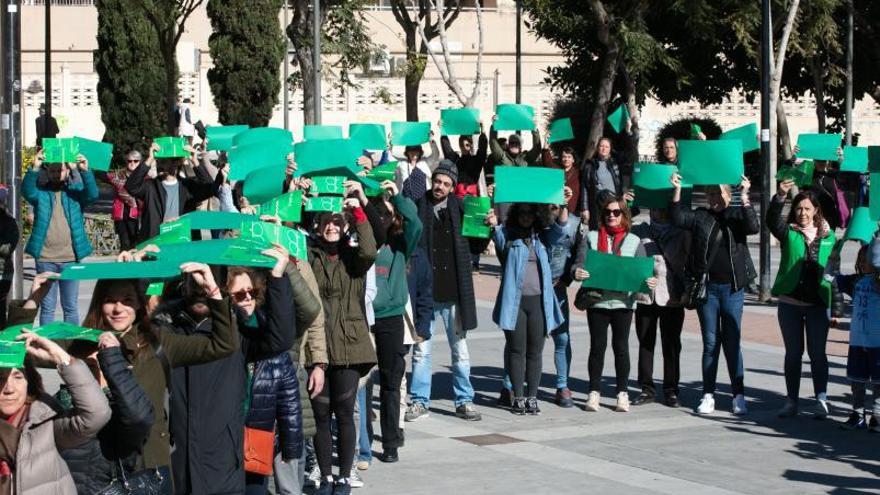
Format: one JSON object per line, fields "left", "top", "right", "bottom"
{"left": 696, "top": 283, "right": 745, "bottom": 395}
{"left": 551, "top": 284, "right": 572, "bottom": 389}
{"left": 777, "top": 302, "right": 829, "bottom": 401}
{"left": 409, "top": 302, "right": 475, "bottom": 407}
{"left": 34, "top": 261, "right": 79, "bottom": 326}
{"left": 356, "top": 384, "right": 372, "bottom": 463}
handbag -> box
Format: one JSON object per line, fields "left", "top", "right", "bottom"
{"left": 95, "top": 461, "right": 169, "bottom": 495}
{"left": 683, "top": 223, "right": 724, "bottom": 310}
{"left": 243, "top": 426, "right": 275, "bottom": 476}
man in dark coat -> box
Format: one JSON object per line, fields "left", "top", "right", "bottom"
{"left": 405, "top": 160, "right": 482, "bottom": 422}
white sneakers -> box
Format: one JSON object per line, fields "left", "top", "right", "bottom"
{"left": 615, "top": 392, "right": 630, "bottom": 413}
{"left": 585, "top": 391, "right": 601, "bottom": 412}
{"left": 814, "top": 394, "right": 829, "bottom": 419}
{"left": 732, "top": 394, "right": 748, "bottom": 415}
{"left": 696, "top": 394, "right": 715, "bottom": 414}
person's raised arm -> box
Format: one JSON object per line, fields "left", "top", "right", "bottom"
{"left": 669, "top": 173, "right": 696, "bottom": 230}
{"left": 242, "top": 244, "right": 296, "bottom": 361}
{"left": 387, "top": 182, "right": 422, "bottom": 258}
{"left": 767, "top": 179, "right": 793, "bottom": 241}
{"left": 489, "top": 124, "right": 504, "bottom": 164}
{"left": 526, "top": 129, "right": 542, "bottom": 165}
{"left": 124, "top": 162, "right": 152, "bottom": 200}
{"left": 440, "top": 134, "right": 459, "bottom": 162}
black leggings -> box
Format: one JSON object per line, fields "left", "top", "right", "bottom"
{"left": 373, "top": 316, "right": 406, "bottom": 449}
{"left": 313, "top": 366, "right": 360, "bottom": 478}
{"left": 635, "top": 304, "right": 685, "bottom": 395}
{"left": 114, "top": 218, "right": 139, "bottom": 251}
{"left": 504, "top": 295, "right": 546, "bottom": 398}
{"left": 587, "top": 308, "right": 633, "bottom": 393}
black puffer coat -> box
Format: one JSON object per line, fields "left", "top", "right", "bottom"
{"left": 246, "top": 344, "right": 303, "bottom": 462}
{"left": 57, "top": 346, "right": 155, "bottom": 494}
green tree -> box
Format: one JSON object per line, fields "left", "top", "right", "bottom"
{"left": 94, "top": 0, "right": 168, "bottom": 161}
{"left": 207, "top": 0, "right": 286, "bottom": 127}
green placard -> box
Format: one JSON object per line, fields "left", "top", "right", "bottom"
{"left": 494, "top": 166, "right": 564, "bottom": 205}
{"left": 294, "top": 138, "right": 363, "bottom": 172}
{"left": 796, "top": 133, "right": 840, "bottom": 161}
{"left": 305, "top": 196, "right": 344, "bottom": 213}
{"left": 494, "top": 104, "right": 536, "bottom": 132}
{"left": 689, "top": 123, "right": 703, "bottom": 140}
{"left": 606, "top": 104, "right": 630, "bottom": 134}
{"left": 137, "top": 217, "right": 192, "bottom": 250}
{"left": 145, "top": 282, "right": 165, "bottom": 296}
{"left": 872, "top": 174, "right": 880, "bottom": 221}
{"left": 236, "top": 221, "right": 308, "bottom": 260}
{"left": 243, "top": 166, "right": 286, "bottom": 205}
{"left": 775, "top": 160, "right": 815, "bottom": 188}
{"left": 461, "top": 196, "right": 492, "bottom": 238}
{"left": 844, "top": 207, "right": 879, "bottom": 244}
{"left": 631, "top": 163, "right": 692, "bottom": 209}
{"left": 153, "top": 136, "right": 189, "bottom": 158}
{"left": 0, "top": 324, "right": 33, "bottom": 342}
{"left": 42, "top": 137, "right": 80, "bottom": 163}
{"left": 441, "top": 108, "right": 481, "bottom": 136}
{"left": 841, "top": 146, "right": 869, "bottom": 173}
{"left": 365, "top": 162, "right": 397, "bottom": 182}
{"left": 869, "top": 146, "right": 880, "bottom": 173}
{"left": 33, "top": 321, "right": 103, "bottom": 342}
{"left": 548, "top": 118, "right": 574, "bottom": 144}
{"left": 348, "top": 124, "right": 387, "bottom": 151}
{"left": 0, "top": 342, "right": 27, "bottom": 368}
{"left": 75, "top": 137, "right": 113, "bottom": 171}
{"left": 258, "top": 190, "right": 303, "bottom": 223}
{"left": 233, "top": 127, "right": 294, "bottom": 148}
{"left": 304, "top": 125, "right": 344, "bottom": 141}
{"left": 391, "top": 122, "right": 431, "bottom": 146}
{"left": 719, "top": 123, "right": 759, "bottom": 153}
{"left": 181, "top": 211, "right": 258, "bottom": 230}
{"left": 309, "top": 176, "right": 347, "bottom": 196}
{"left": 56, "top": 261, "right": 182, "bottom": 281}
{"left": 152, "top": 239, "right": 277, "bottom": 268}
{"left": 227, "top": 140, "right": 293, "bottom": 181}
{"left": 581, "top": 250, "right": 654, "bottom": 293}
{"left": 677, "top": 140, "right": 744, "bottom": 185}
{"left": 206, "top": 125, "right": 249, "bottom": 151}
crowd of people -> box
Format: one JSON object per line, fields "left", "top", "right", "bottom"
{"left": 0, "top": 116, "right": 878, "bottom": 495}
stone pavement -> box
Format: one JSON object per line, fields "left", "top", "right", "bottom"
{"left": 24, "top": 254, "right": 880, "bottom": 495}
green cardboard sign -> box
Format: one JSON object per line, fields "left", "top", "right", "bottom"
{"left": 494, "top": 104, "right": 536, "bottom": 132}
{"left": 719, "top": 123, "right": 759, "bottom": 153}
{"left": 137, "top": 217, "right": 191, "bottom": 250}
{"left": 233, "top": 127, "right": 294, "bottom": 148}
{"left": 581, "top": 250, "right": 654, "bottom": 293}
{"left": 844, "top": 207, "right": 879, "bottom": 244}
{"left": 206, "top": 125, "right": 249, "bottom": 151}
{"left": 441, "top": 108, "right": 481, "bottom": 136}
{"left": 348, "top": 124, "right": 387, "bottom": 150}
{"left": 872, "top": 175, "right": 880, "bottom": 221}
{"left": 33, "top": 321, "right": 103, "bottom": 342}
{"left": 145, "top": 282, "right": 165, "bottom": 296}
{"left": 775, "top": 160, "right": 815, "bottom": 188}
{"left": 631, "top": 163, "right": 692, "bottom": 209}
{"left": 294, "top": 139, "right": 362, "bottom": 173}
{"left": 258, "top": 190, "right": 303, "bottom": 223}
{"left": 42, "top": 137, "right": 80, "bottom": 163}
{"left": 548, "top": 118, "right": 574, "bottom": 144}
{"left": 305, "top": 196, "right": 344, "bottom": 213}
{"left": 606, "top": 104, "right": 630, "bottom": 134}
{"left": 182, "top": 211, "right": 258, "bottom": 230}
{"left": 243, "top": 166, "right": 287, "bottom": 205}
{"left": 152, "top": 239, "right": 277, "bottom": 268}
{"left": 227, "top": 140, "right": 294, "bottom": 181}
{"left": 494, "top": 166, "right": 564, "bottom": 205}
{"left": 461, "top": 196, "right": 492, "bottom": 238}
{"left": 0, "top": 342, "right": 27, "bottom": 368}
{"left": 0, "top": 324, "right": 33, "bottom": 342}
{"left": 304, "top": 125, "right": 344, "bottom": 141}
{"left": 309, "top": 176, "right": 347, "bottom": 196}
{"left": 75, "top": 137, "right": 113, "bottom": 171}
{"left": 677, "top": 140, "right": 744, "bottom": 185}
{"left": 56, "top": 261, "right": 182, "bottom": 281}
{"left": 153, "top": 136, "right": 189, "bottom": 158}
{"left": 796, "top": 133, "right": 840, "bottom": 161}
{"left": 391, "top": 122, "right": 431, "bottom": 146}
{"left": 690, "top": 123, "right": 703, "bottom": 140}
{"left": 236, "top": 221, "right": 308, "bottom": 260}
{"left": 365, "top": 162, "right": 397, "bottom": 183}
{"left": 841, "top": 146, "right": 869, "bottom": 173}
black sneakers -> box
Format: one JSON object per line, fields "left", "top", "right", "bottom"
{"left": 841, "top": 411, "right": 867, "bottom": 430}
{"left": 526, "top": 397, "right": 541, "bottom": 415}
{"left": 511, "top": 397, "right": 527, "bottom": 415}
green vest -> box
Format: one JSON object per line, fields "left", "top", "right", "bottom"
{"left": 770, "top": 227, "right": 834, "bottom": 307}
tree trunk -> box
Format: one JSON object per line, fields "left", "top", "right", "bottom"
{"left": 808, "top": 56, "right": 826, "bottom": 133}
{"left": 776, "top": 99, "right": 792, "bottom": 161}
{"left": 296, "top": 46, "right": 316, "bottom": 125}
{"left": 403, "top": 30, "right": 425, "bottom": 122}
{"left": 163, "top": 46, "right": 179, "bottom": 134}
{"left": 767, "top": 0, "right": 800, "bottom": 193}
{"left": 584, "top": 45, "right": 619, "bottom": 160}
{"left": 871, "top": 85, "right": 880, "bottom": 105}
{"left": 623, "top": 67, "right": 639, "bottom": 175}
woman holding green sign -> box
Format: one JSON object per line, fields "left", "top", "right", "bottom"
{"left": 572, "top": 193, "right": 656, "bottom": 413}
{"left": 670, "top": 173, "right": 759, "bottom": 415}
{"left": 767, "top": 181, "right": 834, "bottom": 418}
{"left": 485, "top": 203, "right": 566, "bottom": 415}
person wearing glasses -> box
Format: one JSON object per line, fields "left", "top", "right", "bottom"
{"left": 103, "top": 150, "right": 147, "bottom": 251}
{"left": 572, "top": 191, "right": 656, "bottom": 413}
{"left": 669, "top": 173, "right": 759, "bottom": 415}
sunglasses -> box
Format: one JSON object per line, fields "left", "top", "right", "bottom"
{"left": 232, "top": 288, "right": 255, "bottom": 302}
{"left": 603, "top": 208, "right": 623, "bottom": 217}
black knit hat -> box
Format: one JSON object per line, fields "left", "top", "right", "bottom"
{"left": 433, "top": 159, "right": 458, "bottom": 186}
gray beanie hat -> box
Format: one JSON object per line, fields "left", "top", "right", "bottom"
{"left": 432, "top": 159, "right": 458, "bottom": 186}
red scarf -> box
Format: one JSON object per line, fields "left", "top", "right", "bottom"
{"left": 454, "top": 183, "right": 478, "bottom": 200}
{"left": 599, "top": 225, "right": 627, "bottom": 254}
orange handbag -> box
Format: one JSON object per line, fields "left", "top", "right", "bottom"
{"left": 243, "top": 427, "right": 275, "bottom": 475}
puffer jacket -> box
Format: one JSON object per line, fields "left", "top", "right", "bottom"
{"left": 15, "top": 360, "right": 112, "bottom": 495}
{"left": 670, "top": 199, "right": 760, "bottom": 292}
{"left": 21, "top": 169, "right": 99, "bottom": 261}
{"left": 245, "top": 351, "right": 303, "bottom": 462}
{"left": 489, "top": 128, "right": 542, "bottom": 167}
{"left": 57, "top": 346, "right": 155, "bottom": 495}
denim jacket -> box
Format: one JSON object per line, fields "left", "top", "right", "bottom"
{"left": 491, "top": 223, "right": 566, "bottom": 333}
{"left": 548, "top": 216, "right": 581, "bottom": 281}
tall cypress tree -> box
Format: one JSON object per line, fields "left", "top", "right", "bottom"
{"left": 208, "top": 0, "right": 286, "bottom": 127}
{"left": 94, "top": 0, "right": 167, "bottom": 162}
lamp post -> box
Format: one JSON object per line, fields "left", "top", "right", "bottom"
{"left": 283, "top": 0, "right": 290, "bottom": 130}
{"left": 759, "top": 0, "right": 772, "bottom": 301}
{"left": 2, "top": 0, "right": 23, "bottom": 298}
{"left": 312, "top": 0, "right": 322, "bottom": 124}
{"left": 515, "top": 0, "right": 521, "bottom": 104}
